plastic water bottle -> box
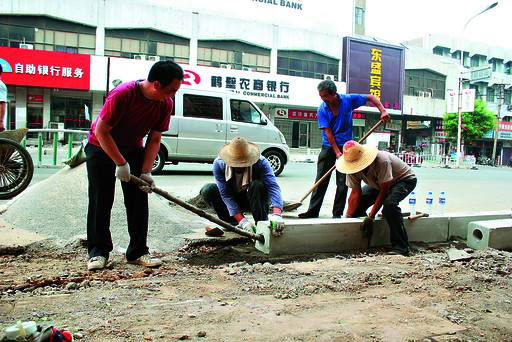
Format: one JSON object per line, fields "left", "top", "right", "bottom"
{"left": 408, "top": 191, "right": 416, "bottom": 216}
{"left": 438, "top": 191, "right": 446, "bottom": 216}
{"left": 425, "top": 191, "right": 433, "bottom": 215}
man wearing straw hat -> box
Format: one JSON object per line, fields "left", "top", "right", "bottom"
{"left": 298, "top": 80, "right": 389, "bottom": 219}
{"left": 337, "top": 140, "right": 417, "bottom": 256}
{"left": 200, "top": 136, "right": 285, "bottom": 236}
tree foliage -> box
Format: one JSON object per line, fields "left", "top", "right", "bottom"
{"left": 443, "top": 99, "right": 497, "bottom": 143}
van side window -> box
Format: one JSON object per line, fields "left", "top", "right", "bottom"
{"left": 183, "top": 94, "right": 223, "bottom": 120}
{"left": 230, "top": 100, "right": 261, "bottom": 124}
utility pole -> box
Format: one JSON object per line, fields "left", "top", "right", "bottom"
{"left": 492, "top": 83, "right": 504, "bottom": 166}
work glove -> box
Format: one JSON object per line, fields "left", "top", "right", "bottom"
{"left": 269, "top": 214, "right": 285, "bottom": 237}
{"left": 360, "top": 216, "right": 374, "bottom": 239}
{"left": 115, "top": 162, "right": 131, "bottom": 182}
{"left": 237, "top": 218, "right": 256, "bottom": 234}
{"left": 139, "top": 172, "right": 155, "bottom": 193}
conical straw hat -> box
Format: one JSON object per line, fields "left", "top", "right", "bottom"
{"left": 219, "top": 136, "right": 260, "bottom": 167}
{"left": 336, "top": 140, "right": 379, "bottom": 174}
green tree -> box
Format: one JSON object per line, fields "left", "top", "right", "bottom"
{"left": 443, "top": 99, "right": 496, "bottom": 144}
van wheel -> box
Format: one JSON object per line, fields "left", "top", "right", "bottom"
{"left": 263, "top": 150, "right": 285, "bottom": 176}
{"left": 152, "top": 149, "right": 166, "bottom": 174}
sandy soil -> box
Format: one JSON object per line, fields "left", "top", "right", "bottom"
{"left": 1, "top": 237, "right": 511, "bottom": 342}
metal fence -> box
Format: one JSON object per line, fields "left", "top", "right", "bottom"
{"left": 394, "top": 152, "right": 477, "bottom": 169}
{"left": 21, "top": 129, "right": 89, "bottom": 167}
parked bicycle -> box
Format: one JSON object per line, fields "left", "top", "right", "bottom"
{"left": 0, "top": 129, "right": 34, "bottom": 199}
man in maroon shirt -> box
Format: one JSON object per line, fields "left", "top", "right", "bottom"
{"left": 85, "top": 61, "right": 183, "bottom": 271}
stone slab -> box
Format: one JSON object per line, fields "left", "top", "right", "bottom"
{"left": 256, "top": 216, "right": 449, "bottom": 256}
{"left": 370, "top": 215, "right": 449, "bottom": 247}
{"left": 255, "top": 218, "right": 366, "bottom": 256}
{"left": 448, "top": 211, "right": 511, "bottom": 240}
{"left": 446, "top": 247, "right": 473, "bottom": 262}
{"left": 467, "top": 219, "right": 512, "bottom": 250}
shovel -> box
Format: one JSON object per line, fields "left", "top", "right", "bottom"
{"left": 130, "top": 175, "right": 265, "bottom": 243}
{"left": 283, "top": 119, "right": 386, "bottom": 212}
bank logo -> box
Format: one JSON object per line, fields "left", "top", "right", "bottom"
{"left": 182, "top": 70, "right": 201, "bottom": 86}
{"left": 0, "top": 58, "right": 13, "bottom": 72}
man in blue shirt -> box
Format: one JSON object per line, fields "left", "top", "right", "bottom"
{"left": 200, "top": 136, "right": 284, "bottom": 234}
{"left": 298, "top": 80, "right": 390, "bottom": 219}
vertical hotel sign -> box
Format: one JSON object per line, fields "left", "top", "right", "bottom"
{"left": 342, "top": 37, "right": 404, "bottom": 112}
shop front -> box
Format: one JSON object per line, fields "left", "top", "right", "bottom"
{"left": 273, "top": 108, "right": 368, "bottom": 149}
{"left": 0, "top": 46, "right": 92, "bottom": 138}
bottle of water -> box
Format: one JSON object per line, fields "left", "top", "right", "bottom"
{"left": 425, "top": 191, "right": 433, "bottom": 215}
{"left": 438, "top": 191, "right": 446, "bottom": 216}
{"left": 408, "top": 191, "right": 416, "bottom": 216}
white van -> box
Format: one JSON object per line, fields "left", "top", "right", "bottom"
{"left": 153, "top": 88, "right": 290, "bottom": 176}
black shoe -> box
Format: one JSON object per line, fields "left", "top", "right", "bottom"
{"left": 298, "top": 211, "right": 318, "bottom": 219}
{"left": 387, "top": 246, "right": 410, "bottom": 256}
{"left": 332, "top": 215, "right": 342, "bottom": 219}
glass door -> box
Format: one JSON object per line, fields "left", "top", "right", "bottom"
{"left": 299, "top": 121, "right": 309, "bottom": 147}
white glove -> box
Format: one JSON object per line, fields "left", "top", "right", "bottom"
{"left": 269, "top": 214, "right": 285, "bottom": 237}
{"left": 139, "top": 172, "right": 155, "bottom": 193}
{"left": 237, "top": 218, "right": 256, "bottom": 234}
{"left": 115, "top": 162, "right": 131, "bottom": 182}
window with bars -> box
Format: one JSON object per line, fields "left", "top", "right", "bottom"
{"left": 277, "top": 51, "right": 338, "bottom": 80}
{"left": 197, "top": 47, "right": 270, "bottom": 72}
{"left": 0, "top": 24, "right": 95, "bottom": 54}
{"left": 105, "top": 36, "right": 189, "bottom": 63}
{"left": 404, "top": 69, "right": 446, "bottom": 99}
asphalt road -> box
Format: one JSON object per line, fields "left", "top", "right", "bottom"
{"left": 4, "top": 161, "right": 512, "bottom": 217}
{"left": 151, "top": 161, "right": 512, "bottom": 216}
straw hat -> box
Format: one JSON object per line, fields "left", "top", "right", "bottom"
{"left": 219, "top": 136, "right": 260, "bottom": 167}
{"left": 335, "top": 140, "right": 379, "bottom": 174}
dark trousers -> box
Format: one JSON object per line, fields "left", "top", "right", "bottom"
{"left": 353, "top": 177, "right": 417, "bottom": 251}
{"left": 85, "top": 143, "right": 149, "bottom": 261}
{"left": 307, "top": 146, "right": 348, "bottom": 217}
{"left": 200, "top": 180, "right": 270, "bottom": 225}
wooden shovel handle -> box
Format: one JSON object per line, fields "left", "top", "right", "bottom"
{"left": 299, "top": 119, "right": 385, "bottom": 202}
{"left": 130, "top": 175, "right": 265, "bottom": 243}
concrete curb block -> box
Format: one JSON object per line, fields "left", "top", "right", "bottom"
{"left": 467, "top": 219, "right": 512, "bottom": 250}
{"left": 447, "top": 211, "right": 511, "bottom": 239}
{"left": 256, "top": 216, "right": 451, "bottom": 256}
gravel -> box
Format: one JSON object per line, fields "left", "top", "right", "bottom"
{"left": 3, "top": 164, "right": 201, "bottom": 253}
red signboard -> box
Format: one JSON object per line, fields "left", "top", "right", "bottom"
{"left": 288, "top": 109, "right": 367, "bottom": 121}
{"left": 288, "top": 109, "right": 317, "bottom": 120}
{"left": 0, "top": 47, "right": 90, "bottom": 90}
{"left": 499, "top": 121, "right": 512, "bottom": 132}
{"left": 27, "top": 94, "right": 43, "bottom": 103}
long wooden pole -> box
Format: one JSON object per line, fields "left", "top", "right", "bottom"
{"left": 296, "top": 119, "right": 385, "bottom": 203}
{"left": 130, "top": 175, "right": 265, "bottom": 243}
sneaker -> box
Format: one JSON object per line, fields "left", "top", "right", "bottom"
{"left": 298, "top": 211, "right": 318, "bottom": 219}
{"left": 127, "top": 254, "right": 162, "bottom": 267}
{"left": 387, "top": 247, "right": 410, "bottom": 256}
{"left": 87, "top": 256, "right": 107, "bottom": 271}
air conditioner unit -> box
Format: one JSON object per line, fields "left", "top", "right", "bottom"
{"left": 220, "top": 64, "right": 232, "bottom": 69}
{"left": 133, "top": 55, "right": 145, "bottom": 60}
{"left": 146, "top": 55, "right": 160, "bottom": 62}
{"left": 323, "top": 74, "right": 335, "bottom": 81}
{"left": 19, "top": 43, "right": 34, "bottom": 50}
{"left": 417, "top": 90, "right": 432, "bottom": 98}
{"left": 242, "top": 67, "right": 254, "bottom": 72}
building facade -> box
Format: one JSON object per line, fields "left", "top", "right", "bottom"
{"left": 2, "top": 0, "right": 508, "bottom": 158}
{"left": 406, "top": 34, "right": 512, "bottom": 162}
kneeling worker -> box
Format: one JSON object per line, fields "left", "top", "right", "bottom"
{"left": 200, "top": 136, "right": 284, "bottom": 235}
{"left": 337, "top": 140, "right": 417, "bottom": 256}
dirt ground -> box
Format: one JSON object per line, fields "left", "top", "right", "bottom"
{"left": 1, "top": 234, "right": 511, "bottom": 342}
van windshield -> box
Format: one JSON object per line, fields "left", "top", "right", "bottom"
{"left": 230, "top": 100, "right": 261, "bottom": 124}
